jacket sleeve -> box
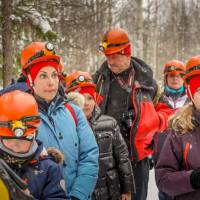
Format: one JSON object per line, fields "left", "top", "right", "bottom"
{"left": 69, "top": 104, "right": 99, "bottom": 200}
{"left": 155, "top": 130, "right": 194, "bottom": 197}
{"left": 40, "top": 162, "right": 67, "bottom": 200}
{"left": 155, "top": 97, "right": 175, "bottom": 132}
{"left": 112, "top": 121, "right": 135, "bottom": 194}
{"left": 152, "top": 80, "right": 174, "bottom": 132}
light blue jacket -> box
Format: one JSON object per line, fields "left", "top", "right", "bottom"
{"left": 36, "top": 96, "right": 99, "bottom": 200}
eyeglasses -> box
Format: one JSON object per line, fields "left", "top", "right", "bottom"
{"left": 0, "top": 116, "right": 40, "bottom": 138}
{"left": 69, "top": 75, "right": 93, "bottom": 88}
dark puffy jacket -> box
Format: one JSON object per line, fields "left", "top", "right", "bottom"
{"left": 89, "top": 106, "right": 134, "bottom": 200}
{"left": 14, "top": 140, "right": 67, "bottom": 200}
{"left": 153, "top": 90, "right": 189, "bottom": 165}
{"left": 155, "top": 109, "right": 200, "bottom": 200}
{"left": 93, "top": 57, "right": 173, "bottom": 163}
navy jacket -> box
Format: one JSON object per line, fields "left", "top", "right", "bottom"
{"left": 15, "top": 140, "right": 67, "bottom": 200}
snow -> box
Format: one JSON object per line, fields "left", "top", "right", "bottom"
{"left": 27, "top": 8, "right": 52, "bottom": 34}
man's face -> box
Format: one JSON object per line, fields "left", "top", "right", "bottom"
{"left": 106, "top": 53, "right": 131, "bottom": 74}
{"left": 167, "top": 74, "right": 183, "bottom": 89}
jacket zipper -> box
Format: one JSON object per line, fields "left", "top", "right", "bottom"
{"left": 130, "top": 82, "right": 141, "bottom": 165}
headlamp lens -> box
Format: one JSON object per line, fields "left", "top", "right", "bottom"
{"left": 45, "top": 42, "right": 54, "bottom": 51}
{"left": 12, "top": 121, "right": 26, "bottom": 137}
{"left": 78, "top": 75, "right": 85, "bottom": 82}
{"left": 14, "top": 128, "right": 24, "bottom": 137}
{"left": 99, "top": 42, "right": 107, "bottom": 52}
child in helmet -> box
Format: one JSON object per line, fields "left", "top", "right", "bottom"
{"left": 66, "top": 71, "right": 134, "bottom": 200}
{"left": 0, "top": 90, "right": 67, "bottom": 200}
{"left": 153, "top": 60, "right": 189, "bottom": 200}
{"left": 155, "top": 55, "right": 200, "bottom": 200}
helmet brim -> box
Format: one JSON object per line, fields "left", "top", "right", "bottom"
{"left": 22, "top": 55, "right": 60, "bottom": 74}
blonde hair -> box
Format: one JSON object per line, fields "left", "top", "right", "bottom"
{"left": 169, "top": 103, "right": 194, "bottom": 134}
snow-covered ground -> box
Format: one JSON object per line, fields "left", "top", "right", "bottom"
{"left": 147, "top": 169, "right": 159, "bottom": 200}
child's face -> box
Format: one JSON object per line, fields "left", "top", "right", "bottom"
{"left": 83, "top": 93, "right": 95, "bottom": 119}
{"left": 2, "top": 139, "right": 32, "bottom": 153}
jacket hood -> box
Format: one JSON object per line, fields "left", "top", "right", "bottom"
{"left": 97, "top": 56, "right": 154, "bottom": 88}
{"left": 67, "top": 92, "right": 85, "bottom": 109}
{"left": 31, "top": 140, "right": 46, "bottom": 162}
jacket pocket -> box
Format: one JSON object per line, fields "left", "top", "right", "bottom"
{"left": 106, "top": 169, "right": 120, "bottom": 199}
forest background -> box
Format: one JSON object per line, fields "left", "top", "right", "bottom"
{"left": 1, "top": 0, "right": 199, "bottom": 87}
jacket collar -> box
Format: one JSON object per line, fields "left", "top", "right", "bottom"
{"left": 35, "top": 88, "right": 65, "bottom": 115}
{"left": 98, "top": 56, "right": 154, "bottom": 88}
{"left": 89, "top": 105, "right": 102, "bottom": 124}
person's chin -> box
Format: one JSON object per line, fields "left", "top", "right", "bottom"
{"left": 44, "top": 93, "right": 57, "bottom": 102}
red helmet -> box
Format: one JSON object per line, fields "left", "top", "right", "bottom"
{"left": 21, "top": 42, "right": 62, "bottom": 75}
{"left": 164, "top": 60, "right": 185, "bottom": 76}
{"left": 99, "top": 28, "right": 130, "bottom": 55}
{"left": 184, "top": 55, "right": 200, "bottom": 84}
{"left": 65, "top": 71, "right": 96, "bottom": 93}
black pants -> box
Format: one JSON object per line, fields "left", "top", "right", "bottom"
{"left": 132, "top": 158, "right": 149, "bottom": 200}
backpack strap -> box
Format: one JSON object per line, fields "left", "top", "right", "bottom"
{"left": 64, "top": 103, "right": 78, "bottom": 127}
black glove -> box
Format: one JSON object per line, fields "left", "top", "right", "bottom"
{"left": 190, "top": 168, "right": 200, "bottom": 189}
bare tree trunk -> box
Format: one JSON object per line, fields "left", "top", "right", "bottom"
{"left": 2, "top": 0, "right": 13, "bottom": 87}
{"left": 135, "top": 0, "right": 144, "bottom": 58}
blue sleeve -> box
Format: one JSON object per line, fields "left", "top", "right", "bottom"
{"left": 69, "top": 104, "right": 99, "bottom": 200}
{"left": 0, "top": 82, "right": 29, "bottom": 95}
{"left": 40, "top": 162, "right": 67, "bottom": 200}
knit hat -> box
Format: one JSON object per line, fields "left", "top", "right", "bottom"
{"left": 187, "top": 75, "right": 200, "bottom": 99}
{"left": 26, "top": 61, "right": 59, "bottom": 86}
{"left": 119, "top": 44, "right": 131, "bottom": 57}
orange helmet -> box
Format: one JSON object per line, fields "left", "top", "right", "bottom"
{"left": 183, "top": 55, "right": 200, "bottom": 84}
{"left": 21, "top": 42, "right": 62, "bottom": 75}
{"left": 164, "top": 60, "right": 185, "bottom": 76}
{"left": 65, "top": 71, "right": 96, "bottom": 93}
{"left": 0, "top": 90, "right": 40, "bottom": 138}
{"left": 99, "top": 28, "right": 130, "bottom": 55}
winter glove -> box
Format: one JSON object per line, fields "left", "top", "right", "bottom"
{"left": 47, "top": 147, "right": 65, "bottom": 165}
{"left": 190, "top": 168, "right": 200, "bottom": 189}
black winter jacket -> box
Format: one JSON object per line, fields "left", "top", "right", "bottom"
{"left": 89, "top": 106, "right": 134, "bottom": 200}
{"left": 93, "top": 57, "right": 173, "bottom": 162}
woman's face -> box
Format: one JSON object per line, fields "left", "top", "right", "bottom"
{"left": 167, "top": 74, "right": 183, "bottom": 89}
{"left": 33, "top": 66, "right": 59, "bottom": 102}
{"left": 82, "top": 93, "right": 95, "bottom": 119}
{"left": 193, "top": 88, "right": 200, "bottom": 111}
{"left": 2, "top": 139, "right": 32, "bottom": 153}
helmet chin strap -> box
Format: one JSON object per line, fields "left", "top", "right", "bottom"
{"left": 187, "top": 85, "right": 195, "bottom": 103}
{"left": 27, "top": 74, "right": 36, "bottom": 93}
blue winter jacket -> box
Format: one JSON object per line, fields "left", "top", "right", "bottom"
{"left": 16, "top": 140, "right": 67, "bottom": 200}
{"left": 35, "top": 95, "right": 99, "bottom": 200}
{"left": 0, "top": 82, "right": 99, "bottom": 199}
